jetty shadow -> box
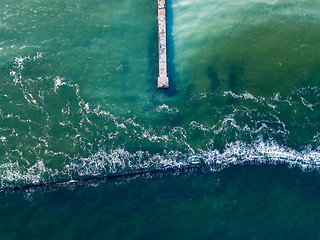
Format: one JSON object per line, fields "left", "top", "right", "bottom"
{"left": 165, "top": 0, "right": 178, "bottom": 96}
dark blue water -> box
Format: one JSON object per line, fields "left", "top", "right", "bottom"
{"left": 1, "top": 165, "right": 320, "bottom": 239}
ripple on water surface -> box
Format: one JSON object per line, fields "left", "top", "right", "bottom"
{"left": 0, "top": 0, "right": 320, "bottom": 188}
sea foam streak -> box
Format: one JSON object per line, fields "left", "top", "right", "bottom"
{"left": 1, "top": 53, "right": 320, "bottom": 189}
{"left": 1, "top": 139, "right": 320, "bottom": 189}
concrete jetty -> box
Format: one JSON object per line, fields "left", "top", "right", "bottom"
{"left": 157, "top": 0, "right": 169, "bottom": 89}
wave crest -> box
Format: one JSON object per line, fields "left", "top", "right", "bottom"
{"left": 1, "top": 139, "right": 320, "bottom": 189}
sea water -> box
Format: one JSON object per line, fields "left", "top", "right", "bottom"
{"left": 1, "top": 0, "right": 320, "bottom": 238}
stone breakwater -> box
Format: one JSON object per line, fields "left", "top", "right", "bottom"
{"left": 157, "top": 0, "right": 169, "bottom": 88}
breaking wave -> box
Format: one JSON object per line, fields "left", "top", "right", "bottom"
{"left": 1, "top": 138, "right": 320, "bottom": 189}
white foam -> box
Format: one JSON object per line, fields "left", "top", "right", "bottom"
{"left": 53, "top": 76, "right": 66, "bottom": 92}
{"left": 1, "top": 138, "right": 320, "bottom": 189}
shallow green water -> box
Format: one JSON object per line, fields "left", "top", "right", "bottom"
{"left": 1, "top": 0, "right": 320, "bottom": 238}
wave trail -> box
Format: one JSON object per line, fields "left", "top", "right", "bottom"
{"left": 1, "top": 139, "right": 320, "bottom": 189}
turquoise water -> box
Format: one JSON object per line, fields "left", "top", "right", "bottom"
{"left": 1, "top": 0, "right": 320, "bottom": 238}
